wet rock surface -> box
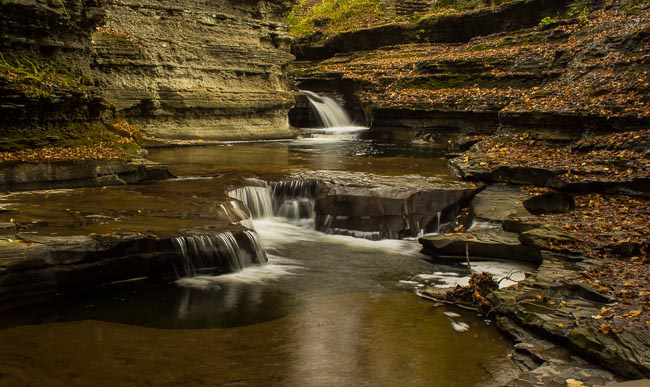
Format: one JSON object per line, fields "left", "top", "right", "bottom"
{"left": 0, "top": 180, "right": 257, "bottom": 310}
{"left": 0, "top": 158, "right": 173, "bottom": 191}
{"left": 470, "top": 184, "right": 532, "bottom": 222}
{"left": 419, "top": 181, "right": 650, "bottom": 382}
{"left": 292, "top": 171, "right": 483, "bottom": 239}
{"left": 419, "top": 228, "right": 543, "bottom": 264}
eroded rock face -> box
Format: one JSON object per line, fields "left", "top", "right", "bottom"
{"left": 292, "top": 1, "right": 649, "bottom": 146}
{"left": 92, "top": 0, "right": 297, "bottom": 142}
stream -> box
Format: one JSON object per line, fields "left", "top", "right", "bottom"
{"left": 0, "top": 137, "right": 528, "bottom": 387}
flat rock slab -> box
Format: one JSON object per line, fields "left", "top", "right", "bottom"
{"left": 470, "top": 184, "right": 532, "bottom": 221}
{"left": 293, "top": 171, "right": 483, "bottom": 238}
{"left": 451, "top": 159, "right": 650, "bottom": 197}
{"left": 419, "top": 228, "right": 543, "bottom": 264}
{"left": 0, "top": 158, "right": 173, "bottom": 192}
{"left": 493, "top": 316, "right": 619, "bottom": 387}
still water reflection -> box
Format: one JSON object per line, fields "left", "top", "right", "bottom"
{"left": 0, "top": 140, "right": 513, "bottom": 387}
{"left": 146, "top": 139, "right": 456, "bottom": 179}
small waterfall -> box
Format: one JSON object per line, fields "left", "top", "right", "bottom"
{"left": 271, "top": 180, "right": 322, "bottom": 220}
{"left": 301, "top": 90, "right": 355, "bottom": 128}
{"left": 229, "top": 186, "right": 274, "bottom": 218}
{"left": 229, "top": 180, "right": 323, "bottom": 221}
{"left": 173, "top": 230, "right": 268, "bottom": 277}
{"left": 299, "top": 90, "right": 369, "bottom": 140}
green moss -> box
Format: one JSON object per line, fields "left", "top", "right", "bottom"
{"left": 0, "top": 52, "right": 89, "bottom": 98}
{"left": 0, "top": 121, "right": 143, "bottom": 157}
{"left": 288, "top": 0, "right": 384, "bottom": 38}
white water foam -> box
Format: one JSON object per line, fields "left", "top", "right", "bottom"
{"left": 176, "top": 254, "right": 304, "bottom": 289}
{"left": 252, "top": 218, "right": 420, "bottom": 256}
{"left": 408, "top": 260, "right": 532, "bottom": 290}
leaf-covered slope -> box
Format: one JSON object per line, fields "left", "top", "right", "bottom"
{"left": 293, "top": 0, "right": 649, "bottom": 130}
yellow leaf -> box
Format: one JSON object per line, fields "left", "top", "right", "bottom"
{"left": 599, "top": 324, "right": 612, "bottom": 335}
{"left": 556, "top": 323, "right": 564, "bottom": 328}
{"left": 630, "top": 310, "right": 642, "bottom": 317}
{"left": 566, "top": 379, "right": 585, "bottom": 387}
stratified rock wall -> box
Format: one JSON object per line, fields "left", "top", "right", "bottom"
{"left": 92, "top": 0, "right": 297, "bottom": 142}
{"left": 0, "top": 0, "right": 108, "bottom": 150}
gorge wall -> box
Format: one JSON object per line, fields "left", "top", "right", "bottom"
{"left": 290, "top": 0, "right": 650, "bottom": 146}
{"left": 1, "top": 0, "right": 297, "bottom": 150}
{"left": 92, "top": 0, "right": 296, "bottom": 143}
{"left": 0, "top": 0, "right": 107, "bottom": 152}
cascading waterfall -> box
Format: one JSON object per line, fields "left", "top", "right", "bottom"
{"left": 300, "top": 90, "right": 368, "bottom": 137}
{"left": 229, "top": 186, "right": 274, "bottom": 218}
{"left": 173, "top": 230, "right": 268, "bottom": 277}
{"left": 228, "top": 180, "right": 323, "bottom": 221}
{"left": 271, "top": 180, "right": 322, "bottom": 220}
{"left": 300, "top": 90, "right": 353, "bottom": 128}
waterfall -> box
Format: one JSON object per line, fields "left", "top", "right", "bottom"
{"left": 229, "top": 180, "right": 323, "bottom": 221}
{"left": 229, "top": 186, "right": 274, "bottom": 218}
{"left": 271, "top": 180, "right": 322, "bottom": 220}
{"left": 301, "top": 90, "right": 355, "bottom": 128}
{"left": 173, "top": 230, "right": 268, "bottom": 277}
{"left": 299, "top": 91, "right": 368, "bottom": 139}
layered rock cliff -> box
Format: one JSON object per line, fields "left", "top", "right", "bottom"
{"left": 92, "top": 0, "right": 297, "bottom": 143}
{"left": 0, "top": 0, "right": 108, "bottom": 152}
{"left": 1, "top": 0, "right": 297, "bottom": 153}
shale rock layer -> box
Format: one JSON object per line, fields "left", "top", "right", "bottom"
{"left": 92, "top": 0, "right": 297, "bottom": 142}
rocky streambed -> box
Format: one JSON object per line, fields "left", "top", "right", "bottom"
{"left": 0, "top": 141, "right": 476, "bottom": 309}
{"left": 416, "top": 131, "right": 650, "bottom": 385}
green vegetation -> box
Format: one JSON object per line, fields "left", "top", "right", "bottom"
{"left": 288, "top": 0, "right": 385, "bottom": 37}
{"left": 538, "top": 16, "right": 552, "bottom": 29}
{"left": 0, "top": 52, "right": 90, "bottom": 98}
{"left": 287, "top": 0, "right": 516, "bottom": 38}
{"left": 567, "top": 0, "right": 591, "bottom": 22}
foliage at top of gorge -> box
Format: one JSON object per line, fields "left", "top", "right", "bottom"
{"left": 293, "top": 0, "right": 649, "bottom": 121}
{"left": 287, "top": 0, "right": 515, "bottom": 38}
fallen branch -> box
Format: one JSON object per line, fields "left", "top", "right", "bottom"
{"left": 415, "top": 290, "right": 479, "bottom": 312}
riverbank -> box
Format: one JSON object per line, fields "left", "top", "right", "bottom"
{"left": 417, "top": 128, "right": 650, "bottom": 384}
{"left": 288, "top": 0, "right": 649, "bottom": 381}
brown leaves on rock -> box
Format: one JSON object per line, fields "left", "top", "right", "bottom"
{"left": 528, "top": 193, "right": 650, "bottom": 258}
{"left": 465, "top": 130, "right": 650, "bottom": 184}
{"left": 439, "top": 272, "right": 498, "bottom": 314}
{"left": 0, "top": 142, "right": 126, "bottom": 163}
{"left": 298, "top": 2, "right": 649, "bottom": 120}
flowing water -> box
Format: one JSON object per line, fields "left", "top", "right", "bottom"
{"left": 0, "top": 119, "right": 528, "bottom": 386}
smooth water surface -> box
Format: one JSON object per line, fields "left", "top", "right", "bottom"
{"left": 0, "top": 139, "right": 517, "bottom": 387}
{"left": 146, "top": 140, "right": 456, "bottom": 179}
